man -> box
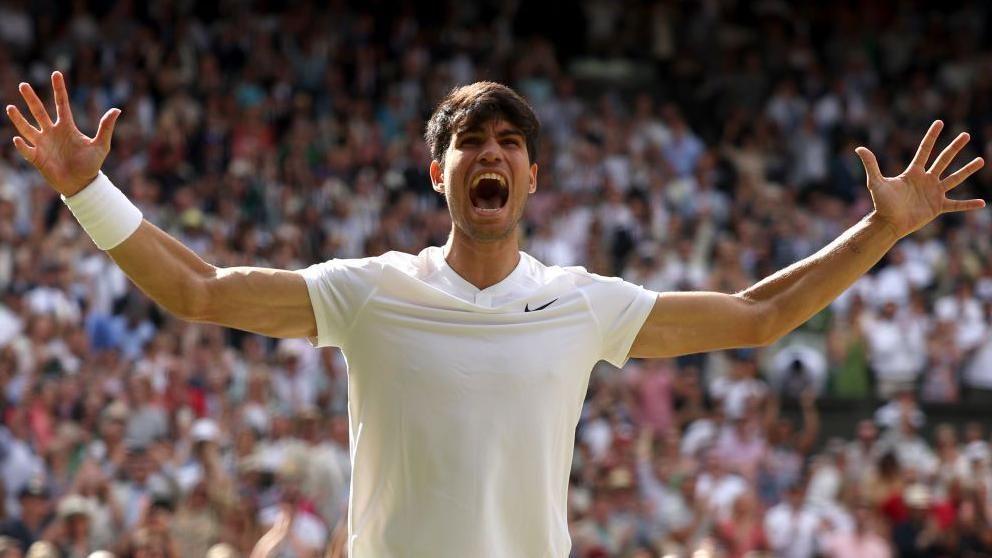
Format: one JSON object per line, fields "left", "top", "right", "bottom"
{"left": 763, "top": 478, "right": 821, "bottom": 558}
{"left": 6, "top": 72, "right": 985, "bottom": 557}
{"left": 0, "top": 481, "right": 51, "bottom": 552}
{"left": 50, "top": 494, "right": 96, "bottom": 558}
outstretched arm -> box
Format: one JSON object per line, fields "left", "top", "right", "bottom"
{"left": 7, "top": 72, "right": 316, "bottom": 338}
{"left": 107, "top": 222, "right": 315, "bottom": 337}
{"left": 630, "top": 120, "right": 984, "bottom": 358}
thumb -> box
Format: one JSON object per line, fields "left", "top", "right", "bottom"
{"left": 855, "top": 146, "right": 883, "bottom": 184}
{"left": 93, "top": 108, "right": 121, "bottom": 151}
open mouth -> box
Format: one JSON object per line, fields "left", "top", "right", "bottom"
{"left": 469, "top": 172, "right": 509, "bottom": 212}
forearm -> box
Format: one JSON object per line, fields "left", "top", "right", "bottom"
{"left": 740, "top": 211, "right": 900, "bottom": 343}
{"left": 248, "top": 532, "right": 285, "bottom": 558}
{"left": 107, "top": 220, "right": 214, "bottom": 319}
{"left": 798, "top": 400, "right": 820, "bottom": 452}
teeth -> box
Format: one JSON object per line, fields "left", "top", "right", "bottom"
{"left": 470, "top": 172, "right": 507, "bottom": 189}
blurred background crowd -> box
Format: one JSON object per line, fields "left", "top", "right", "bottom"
{"left": 1, "top": 0, "right": 992, "bottom": 556}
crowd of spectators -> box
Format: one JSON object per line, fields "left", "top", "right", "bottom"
{"left": 1, "top": 0, "right": 992, "bottom": 556}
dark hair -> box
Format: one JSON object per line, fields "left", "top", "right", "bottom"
{"left": 424, "top": 81, "right": 540, "bottom": 164}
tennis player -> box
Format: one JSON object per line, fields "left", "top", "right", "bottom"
{"left": 7, "top": 72, "right": 985, "bottom": 557}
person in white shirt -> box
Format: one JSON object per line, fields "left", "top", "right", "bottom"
{"left": 763, "top": 479, "right": 821, "bottom": 558}
{"left": 861, "top": 301, "right": 928, "bottom": 398}
{"left": 9, "top": 71, "right": 986, "bottom": 557}
{"left": 934, "top": 280, "right": 986, "bottom": 351}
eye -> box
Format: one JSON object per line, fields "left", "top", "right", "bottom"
{"left": 459, "top": 136, "right": 481, "bottom": 146}
{"left": 500, "top": 138, "right": 521, "bottom": 147}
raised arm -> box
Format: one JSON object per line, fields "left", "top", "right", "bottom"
{"left": 7, "top": 71, "right": 316, "bottom": 339}
{"left": 630, "top": 120, "right": 984, "bottom": 358}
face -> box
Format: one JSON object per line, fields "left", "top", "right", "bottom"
{"left": 857, "top": 420, "right": 877, "bottom": 442}
{"left": 786, "top": 486, "right": 805, "bottom": 507}
{"left": 67, "top": 515, "right": 89, "bottom": 538}
{"left": 430, "top": 119, "right": 538, "bottom": 242}
{"left": 20, "top": 496, "right": 48, "bottom": 519}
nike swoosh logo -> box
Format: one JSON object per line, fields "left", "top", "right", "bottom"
{"left": 525, "top": 298, "right": 558, "bottom": 312}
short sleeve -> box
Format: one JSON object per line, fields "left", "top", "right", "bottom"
{"left": 575, "top": 270, "right": 657, "bottom": 368}
{"left": 297, "top": 257, "right": 382, "bottom": 348}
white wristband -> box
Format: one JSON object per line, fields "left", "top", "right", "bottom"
{"left": 61, "top": 172, "right": 143, "bottom": 250}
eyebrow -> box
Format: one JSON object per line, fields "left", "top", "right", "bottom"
{"left": 456, "top": 126, "right": 525, "bottom": 139}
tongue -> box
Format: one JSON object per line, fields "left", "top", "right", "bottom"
{"left": 472, "top": 180, "right": 504, "bottom": 210}
{"left": 477, "top": 193, "right": 502, "bottom": 210}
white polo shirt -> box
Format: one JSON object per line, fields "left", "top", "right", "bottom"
{"left": 299, "top": 246, "right": 656, "bottom": 558}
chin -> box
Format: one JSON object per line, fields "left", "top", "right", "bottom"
{"left": 457, "top": 213, "right": 518, "bottom": 243}
{"left": 464, "top": 224, "right": 518, "bottom": 243}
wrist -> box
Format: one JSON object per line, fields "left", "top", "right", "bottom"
{"left": 865, "top": 211, "right": 903, "bottom": 243}
{"left": 62, "top": 173, "right": 100, "bottom": 198}
{"left": 62, "top": 172, "right": 143, "bottom": 250}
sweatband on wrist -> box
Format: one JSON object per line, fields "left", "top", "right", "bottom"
{"left": 61, "top": 171, "right": 144, "bottom": 250}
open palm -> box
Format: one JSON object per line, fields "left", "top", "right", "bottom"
{"left": 5, "top": 71, "right": 121, "bottom": 197}
{"left": 857, "top": 120, "right": 985, "bottom": 238}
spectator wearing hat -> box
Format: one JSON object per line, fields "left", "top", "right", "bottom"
{"left": 0, "top": 481, "right": 52, "bottom": 552}
{"left": 45, "top": 494, "right": 96, "bottom": 558}
{"left": 892, "top": 483, "right": 940, "bottom": 558}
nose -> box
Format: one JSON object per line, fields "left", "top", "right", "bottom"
{"left": 478, "top": 136, "right": 503, "bottom": 163}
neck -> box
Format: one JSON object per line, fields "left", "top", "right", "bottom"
{"left": 444, "top": 227, "right": 520, "bottom": 290}
{"left": 22, "top": 514, "right": 44, "bottom": 530}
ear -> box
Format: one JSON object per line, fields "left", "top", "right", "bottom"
{"left": 430, "top": 160, "right": 444, "bottom": 194}
{"left": 528, "top": 163, "right": 539, "bottom": 194}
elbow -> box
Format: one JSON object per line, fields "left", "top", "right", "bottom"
{"left": 740, "top": 295, "right": 782, "bottom": 347}
{"left": 174, "top": 269, "right": 216, "bottom": 323}
{"left": 753, "top": 322, "right": 784, "bottom": 347}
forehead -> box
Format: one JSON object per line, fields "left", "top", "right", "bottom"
{"left": 452, "top": 118, "right": 523, "bottom": 138}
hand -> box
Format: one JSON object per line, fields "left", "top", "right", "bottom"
{"left": 856, "top": 120, "right": 985, "bottom": 238}
{"left": 270, "top": 505, "right": 293, "bottom": 540}
{"left": 6, "top": 71, "right": 121, "bottom": 196}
